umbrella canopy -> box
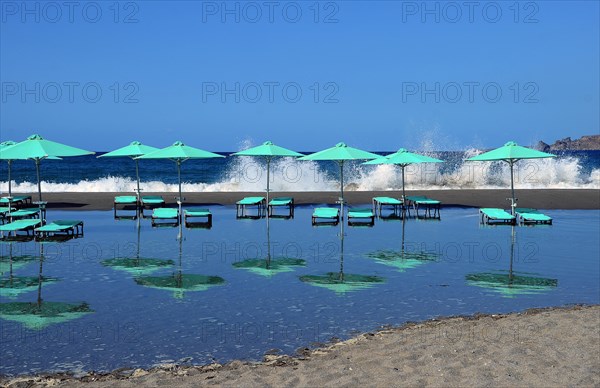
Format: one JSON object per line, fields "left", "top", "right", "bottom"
{"left": 300, "top": 143, "right": 381, "bottom": 215}
{"left": 98, "top": 141, "right": 159, "bottom": 199}
{"left": 232, "top": 141, "right": 303, "bottom": 209}
{"left": 364, "top": 148, "right": 444, "bottom": 201}
{"left": 467, "top": 141, "right": 556, "bottom": 214}
{"left": 0, "top": 134, "right": 94, "bottom": 201}
{"left": 136, "top": 141, "right": 224, "bottom": 211}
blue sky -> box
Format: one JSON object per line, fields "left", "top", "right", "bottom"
{"left": 1, "top": 1, "right": 598, "bottom": 151}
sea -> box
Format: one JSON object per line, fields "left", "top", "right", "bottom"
{"left": 1, "top": 149, "right": 599, "bottom": 193}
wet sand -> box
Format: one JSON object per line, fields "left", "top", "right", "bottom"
{"left": 3, "top": 305, "right": 598, "bottom": 387}
{"left": 10, "top": 189, "right": 600, "bottom": 210}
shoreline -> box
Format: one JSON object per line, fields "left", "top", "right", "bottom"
{"left": 3, "top": 304, "right": 598, "bottom": 387}
{"left": 4, "top": 189, "right": 600, "bottom": 210}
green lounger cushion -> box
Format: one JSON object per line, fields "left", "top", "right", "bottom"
{"left": 0, "top": 195, "right": 31, "bottom": 203}
{"left": 348, "top": 208, "right": 375, "bottom": 218}
{"left": 141, "top": 196, "right": 165, "bottom": 204}
{"left": 480, "top": 208, "right": 515, "bottom": 220}
{"left": 313, "top": 208, "right": 339, "bottom": 218}
{"left": 0, "top": 219, "right": 42, "bottom": 232}
{"left": 237, "top": 197, "right": 265, "bottom": 205}
{"left": 269, "top": 197, "right": 293, "bottom": 206}
{"left": 185, "top": 208, "right": 211, "bottom": 217}
{"left": 373, "top": 197, "right": 403, "bottom": 205}
{"left": 114, "top": 196, "right": 137, "bottom": 204}
{"left": 516, "top": 208, "right": 552, "bottom": 222}
{"left": 152, "top": 208, "right": 178, "bottom": 219}
{"left": 8, "top": 209, "right": 39, "bottom": 217}
{"left": 406, "top": 196, "right": 440, "bottom": 204}
{"left": 0, "top": 207, "right": 16, "bottom": 214}
{"left": 35, "top": 220, "right": 82, "bottom": 232}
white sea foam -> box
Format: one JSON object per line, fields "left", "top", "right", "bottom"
{"left": 1, "top": 153, "right": 598, "bottom": 193}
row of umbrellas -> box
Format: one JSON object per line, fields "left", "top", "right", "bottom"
{"left": 1, "top": 135, "right": 556, "bottom": 215}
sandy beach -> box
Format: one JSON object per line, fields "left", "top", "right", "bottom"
{"left": 2, "top": 305, "right": 598, "bottom": 387}
{"left": 8, "top": 189, "right": 600, "bottom": 210}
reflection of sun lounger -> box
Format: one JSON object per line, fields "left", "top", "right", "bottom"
{"left": 35, "top": 220, "right": 84, "bottom": 239}
{"left": 151, "top": 208, "right": 179, "bottom": 227}
{"left": 348, "top": 208, "right": 375, "bottom": 226}
{"left": 516, "top": 208, "right": 552, "bottom": 225}
{"left": 0, "top": 195, "right": 32, "bottom": 208}
{"left": 0, "top": 219, "right": 43, "bottom": 236}
{"left": 184, "top": 208, "right": 212, "bottom": 228}
{"left": 114, "top": 196, "right": 138, "bottom": 218}
{"left": 236, "top": 197, "right": 266, "bottom": 218}
{"left": 372, "top": 197, "right": 403, "bottom": 216}
{"left": 140, "top": 196, "right": 165, "bottom": 217}
{"left": 405, "top": 196, "right": 441, "bottom": 218}
{"left": 268, "top": 197, "right": 294, "bottom": 217}
{"left": 312, "top": 207, "right": 340, "bottom": 225}
{"left": 480, "top": 208, "right": 515, "bottom": 225}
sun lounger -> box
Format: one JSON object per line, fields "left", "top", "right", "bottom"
{"left": 480, "top": 208, "right": 516, "bottom": 225}
{"left": 405, "top": 195, "right": 441, "bottom": 218}
{"left": 236, "top": 196, "right": 266, "bottom": 218}
{"left": 348, "top": 208, "right": 375, "bottom": 226}
{"left": 6, "top": 208, "right": 40, "bottom": 220}
{"left": 35, "top": 220, "right": 84, "bottom": 239}
{"left": 312, "top": 207, "right": 340, "bottom": 225}
{"left": 0, "top": 219, "right": 43, "bottom": 236}
{"left": 0, "top": 207, "right": 16, "bottom": 224}
{"left": 268, "top": 197, "right": 294, "bottom": 217}
{"left": 140, "top": 196, "right": 165, "bottom": 217}
{"left": 151, "top": 208, "right": 179, "bottom": 226}
{"left": 372, "top": 197, "right": 403, "bottom": 216}
{"left": 114, "top": 196, "right": 138, "bottom": 218}
{"left": 184, "top": 208, "right": 212, "bottom": 228}
{"left": 0, "top": 195, "right": 32, "bottom": 208}
{"left": 515, "top": 208, "right": 552, "bottom": 225}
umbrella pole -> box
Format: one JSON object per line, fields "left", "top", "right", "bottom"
{"left": 177, "top": 160, "right": 182, "bottom": 221}
{"left": 339, "top": 221, "right": 344, "bottom": 282}
{"left": 35, "top": 158, "right": 42, "bottom": 202}
{"left": 510, "top": 161, "right": 516, "bottom": 215}
{"left": 509, "top": 224, "right": 515, "bottom": 284}
{"left": 7, "top": 160, "right": 12, "bottom": 197}
{"left": 135, "top": 158, "right": 141, "bottom": 200}
{"left": 266, "top": 157, "right": 271, "bottom": 218}
{"left": 339, "top": 161, "right": 344, "bottom": 220}
{"left": 401, "top": 165, "right": 406, "bottom": 203}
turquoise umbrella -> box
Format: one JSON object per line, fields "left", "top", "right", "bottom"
{"left": 364, "top": 148, "right": 444, "bottom": 201}
{"left": 98, "top": 141, "right": 159, "bottom": 201}
{"left": 467, "top": 141, "right": 556, "bottom": 214}
{"left": 300, "top": 143, "right": 381, "bottom": 217}
{"left": 0, "top": 134, "right": 94, "bottom": 202}
{"left": 137, "top": 141, "right": 224, "bottom": 215}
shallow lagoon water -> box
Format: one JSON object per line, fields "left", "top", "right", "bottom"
{"left": 0, "top": 206, "right": 598, "bottom": 375}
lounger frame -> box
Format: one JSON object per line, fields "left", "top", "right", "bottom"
{"left": 479, "top": 208, "right": 516, "bottom": 225}
{"left": 184, "top": 209, "right": 213, "bottom": 228}
{"left": 236, "top": 197, "right": 266, "bottom": 218}
{"left": 268, "top": 197, "right": 294, "bottom": 218}
{"left": 372, "top": 197, "right": 404, "bottom": 217}
{"left": 311, "top": 208, "right": 340, "bottom": 226}
{"left": 405, "top": 196, "right": 441, "bottom": 218}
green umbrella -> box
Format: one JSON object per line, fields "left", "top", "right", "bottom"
{"left": 366, "top": 215, "right": 439, "bottom": 272}
{"left": 136, "top": 141, "right": 224, "bottom": 216}
{"left": 364, "top": 148, "right": 444, "bottom": 201}
{"left": 98, "top": 141, "right": 159, "bottom": 201}
{"left": 300, "top": 143, "right": 381, "bottom": 217}
{"left": 0, "top": 243, "right": 92, "bottom": 330}
{"left": 0, "top": 134, "right": 94, "bottom": 202}
{"left": 232, "top": 141, "right": 303, "bottom": 214}
{"left": 466, "top": 141, "right": 556, "bottom": 214}
{"left": 466, "top": 225, "right": 557, "bottom": 298}
{"left": 134, "top": 224, "right": 225, "bottom": 298}
{"left": 0, "top": 141, "right": 16, "bottom": 197}
{"left": 300, "top": 222, "right": 385, "bottom": 295}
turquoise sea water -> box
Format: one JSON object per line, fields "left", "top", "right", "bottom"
{"left": 0, "top": 206, "right": 599, "bottom": 375}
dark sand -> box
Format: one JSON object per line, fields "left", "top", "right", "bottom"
{"left": 3, "top": 305, "right": 598, "bottom": 387}
{"left": 13, "top": 189, "right": 600, "bottom": 210}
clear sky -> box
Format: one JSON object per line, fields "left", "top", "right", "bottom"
{"left": 1, "top": 1, "right": 598, "bottom": 151}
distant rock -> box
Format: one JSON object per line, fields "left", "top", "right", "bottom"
{"left": 536, "top": 135, "right": 600, "bottom": 151}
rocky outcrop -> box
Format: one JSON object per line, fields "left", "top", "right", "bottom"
{"left": 536, "top": 135, "right": 600, "bottom": 151}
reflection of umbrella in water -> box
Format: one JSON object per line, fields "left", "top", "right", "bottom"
{"left": 466, "top": 141, "right": 556, "bottom": 215}
{"left": 135, "top": 224, "right": 225, "bottom": 298}
{"left": 466, "top": 225, "right": 557, "bottom": 298}
{"left": 364, "top": 148, "right": 443, "bottom": 202}
{"left": 101, "top": 217, "right": 174, "bottom": 276}
{"left": 0, "top": 242, "right": 36, "bottom": 276}
{"left": 300, "top": 220, "right": 385, "bottom": 294}
{"left": 232, "top": 210, "right": 305, "bottom": 277}
{"left": 0, "top": 241, "right": 58, "bottom": 298}
{"left": 98, "top": 141, "right": 159, "bottom": 202}
{"left": 0, "top": 243, "right": 92, "bottom": 330}
{"left": 366, "top": 215, "right": 439, "bottom": 272}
